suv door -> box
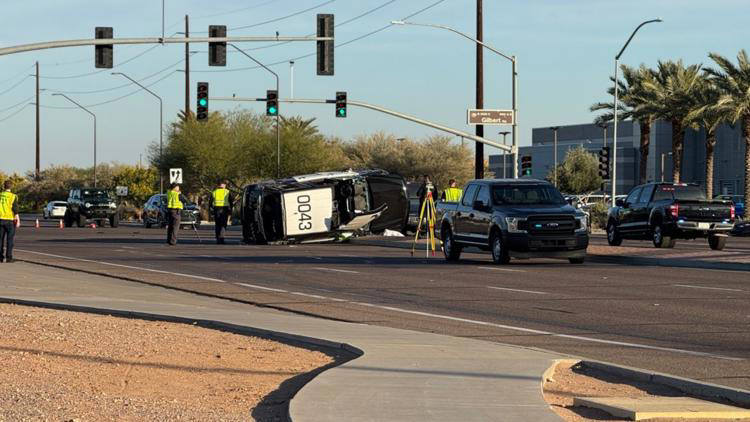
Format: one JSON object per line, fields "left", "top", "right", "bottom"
{"left": 454, "top": 184, "right": 479, "bottom": 240}
{"left": 619, "top": 186, "right": 643, "bottom": 233}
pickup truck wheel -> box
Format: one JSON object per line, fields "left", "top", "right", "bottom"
{"left": 606, "top": 222, "right": 623, "bottom": 246}
{"left": 109, "top": 214, "right": 119, "bottom": 228}
{"left": 442, "top": 227, "right": 462, "bottom": 261}
{"left": 708, "top": 235, "right": 727, "bottom": 251}
{"left": 652, "top": 225, "right": 675, "bottom": 248}
{"left": 490, "top": 233, "right": 510, "bottom": 265}
{"left": 569, "top": 257, "right": 585, "bottom": 264}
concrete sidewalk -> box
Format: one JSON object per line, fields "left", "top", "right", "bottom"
{"left": 0, "top": 262, "right": 564, "bottom": 421}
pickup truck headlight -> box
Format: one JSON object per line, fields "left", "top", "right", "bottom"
{"left": 575, "top": 215, "right": 588, "bottom": 232}
{"left": 505, "top": 217, "right": 527, "bottom": 233}
{"left": 84, "top": 202, "right": 92, "bottom": 208}
{"left": 109, "top": 202, "right": 117, "bottom": 209}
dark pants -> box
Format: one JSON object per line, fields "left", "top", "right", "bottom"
{"left": 213, "top": 207, "right": 229, "bottom": 244}
{"left": 1, "top": 220, "right": 15, "bottom": 260}
{"left": 167, "top": 209, "right": 181, "bottom": 245}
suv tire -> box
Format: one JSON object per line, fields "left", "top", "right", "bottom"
{"left": 652, "top": 224, "right": 676, "bottom": 248}
{"left": 109, "top": 214, "right": 119, "bottom": 228}
{"left": 77, "top": 213, "right": 86, "bottom": 228}
{"left": 569, "top": 257, "right": 585, "bottom": 264}
{"left": 606, "top": 221, "right": 623, "bottom": 246}
{"left": 64, "top": 211, "right": 74, "bottom": 228}
{"left": 442, "top": 226, "right": 462, "bottom": 261}
{"left": 708, "top": 234, "right": 726, "bottom": 251}
{"left": 490, "top": 231, "right": 510, "bottom": 265}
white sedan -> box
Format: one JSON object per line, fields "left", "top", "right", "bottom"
{"left": 43, "top": 201, "right": 68, "bottom": 219}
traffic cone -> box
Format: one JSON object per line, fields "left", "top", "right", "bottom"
{"left": 90, "top": 223, "right": 97, "bottom": 229}
{"left": 35, "top": 219, "right": 40, "bottom": 228}
{"left": 59, "top": 219, "right": 64, "bottom": 229}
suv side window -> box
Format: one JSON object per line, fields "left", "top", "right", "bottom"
{"left": 476, "top": 185, "right": 490, "bottom": 207}
{"left": 638, "top": 185, "right": 655, "bottom": 203}
{"left": 461, "top": 184, "right": 479, "bottom": 207}
{"left": 625, "top": 186, "right": 642, "bottom": 206}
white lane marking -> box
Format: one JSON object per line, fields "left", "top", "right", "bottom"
{"left": 290, "top": 291, "right": 333, "bottom": 300}
{"left": 313, "top": 267, "right": 360, "bottom": 274}
{"left": 674, "top": 284, "right": 743, "bottom": 292}
{"left": 16, "top": 249, "right": 741, "bottom": 361}
{"left": 478, "top": 266, "right": 526, "bottom": 273}
{"left": 487, "top": 286, "right": 549, "bottom": 295}
{"left": 235, "top": 282, "right": 287, "bottom": 293}
{"left": 121, "top": 246, "right": 136, "bottom": 250}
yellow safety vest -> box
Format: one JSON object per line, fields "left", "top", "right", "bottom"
{"left": 212, "top": 188, "right": 229, "bottom": 207}
{"left": 444, "top": 187, "right": 463, "bottom": 202}
{"left": 0, "top": 191, "right": 17, "bottom": 220}
{"left": 167, "top": 190, "right": 183, "bottom": 210}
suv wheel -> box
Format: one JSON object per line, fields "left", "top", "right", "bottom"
{"left": 708, "top": 234, "right": 726, "bottom": 251}
{"left": 441, "top": 227, "right": 462, "bottom": 261}
{"left": 77, "top": 213, "right": 86, "bottom": 228}
{"left": 569, "top": 257, "right": 585, "bottom": 264}
{"left": 490, "top": 232, "right": 510, "bottom": 265}
{"left": 652, "top": 224, "right": 676, "bottom": 248}
{"left": 606, "top": 221, "right": 623, "bottom": 246}
{"left": 109, "top": 214, "right": 120, "bottom": 228}
{"left": 64, "top": 211, "right": 73, "bottom": 228}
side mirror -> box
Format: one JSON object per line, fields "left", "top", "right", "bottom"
{"left": 615, "top": 199, "right": 625, "bottom": 207}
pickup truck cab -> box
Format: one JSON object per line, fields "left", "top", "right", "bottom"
{"left": 65, "top": 187, "right": 119, "bottom": 228}
{"left": 436, "top": 179, "right": 589, "bottom": 264}
{"left": 607, "top": 183, "right": 735, "bottom": 250}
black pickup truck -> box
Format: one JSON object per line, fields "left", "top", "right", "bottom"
{"left": 606, "top": 183, "right": 736, "bottom": 250}
{"left": 435, "top": 179, "right": 589, "bottom": 264}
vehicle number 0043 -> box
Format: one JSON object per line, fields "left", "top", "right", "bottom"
{"left": 297, "top": 195, "right": 313, "bottom": 230}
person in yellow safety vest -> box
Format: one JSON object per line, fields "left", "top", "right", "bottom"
{"left": 0, "top": 180, "right": 20, "bottom": 263}
{"left": 210, "top": 180, "right": 234, "bottom": 245}
{"left": 166, "top": 183, "right": 188, "bottom": 246}
{"left": 441, "top": 179, "right": 463, "bottom": 202}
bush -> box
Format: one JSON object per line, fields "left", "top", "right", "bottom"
{"left": 589, "top": 201, "right": 609, "bottom": 230}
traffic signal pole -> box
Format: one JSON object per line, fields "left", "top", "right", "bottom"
{"left": 211, "top": 96, "right": 513, "bottom": 152}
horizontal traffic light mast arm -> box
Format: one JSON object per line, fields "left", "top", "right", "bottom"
{"left": 0, "top": 36, "right": 333, "bottom": 57}
{"left": 211, "top": 96, "right": 513, "bottom": 152}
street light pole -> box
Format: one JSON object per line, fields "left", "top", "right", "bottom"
{"left": 112, "top": 72, "right": 164, "bottom": 194}
{"left": 612, "top": 18, "right": 662, "bottom": 200}
{"left": 660, "top": 152, "right": 673, "bottom": 182}
{"left": 499, "top": 131, "right": 511, "bottom": 178}
{"left": 52, "top": 93, "right": 97, "bottom": 187}
{"left": 549, "top": 127, "right": 559, "bottom": 187}
{"left": 391, "top": 20, "right": 519, "bottom": 178}
{"left": 229, "top": 43, "right": 281, "bottom": 178}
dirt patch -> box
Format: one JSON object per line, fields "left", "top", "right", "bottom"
{"left": 0, "top": 303, "right": 342, "bottom": 421}
{"left": 543, "top": 360, "right": 750, "bottom": 422}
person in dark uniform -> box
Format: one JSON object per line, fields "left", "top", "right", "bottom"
{"left": 166, "top": 183, "right": 188, "bottom": 246}
{"left": 0, "top": 180, "right": 19, "bottom": 263}
{"left": 210, "top": 180, "right": 233, "bottom": 244}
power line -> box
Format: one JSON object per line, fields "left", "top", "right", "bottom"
{"left": 0, "top": 103, "right": 31, "bottom": 123}
{"left": 39, "top": 42, "right": 167, "bottom": 80}
{"left": 202, "top": 0, "right": 335, "bottom": 33}
{"left": 189, "top": 0, "right": 280, "bottom": 21}
{"left": 0, "top": 75, "right": 31, "bottom": 96}
{"left": 0, "top": 95, "right": 34, "bottom": 114}
{"left": 0, "top": 64, "right": 35, "bottom": 85}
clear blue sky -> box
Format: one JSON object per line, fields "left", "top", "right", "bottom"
{"left": 0, "top": 0, "right": 748, "bottom": 174}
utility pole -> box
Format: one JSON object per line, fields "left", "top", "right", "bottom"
{"left": 475, "top": 0, "right": 484, "bottom": 180}
{"left": 184, "top": 15, "right": 190, "bottom": 118}
{"left": 549, "top": 126, "right": 559, "bottom": 188}
{"left": 290, "top": 61, "right": 295, "bottom": 98}
{"left": 35, "top": 61, "right": 40, "bottom": 181}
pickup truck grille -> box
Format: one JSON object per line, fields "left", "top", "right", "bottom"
{"left": 526, "top": 215, "right": 575, "bottom": 236}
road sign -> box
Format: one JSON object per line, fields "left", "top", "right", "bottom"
{"left": 115, "top": 186, "right": 129, "bottom": 197}
{"left": 467, "top": 109, "right": 514, "bottom": 125}
{"left": 170, "top": 168, "right": 183, "bottom": 184}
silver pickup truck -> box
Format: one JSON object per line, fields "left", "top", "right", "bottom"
{"left": 435, "top": 179, "right": 589, "bottom": 264}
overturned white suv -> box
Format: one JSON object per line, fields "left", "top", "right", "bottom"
{"left": 240, "top": 169, "right": 409, "bottom": 244}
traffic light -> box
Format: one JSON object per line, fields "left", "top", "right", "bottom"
{"left": 598, "top": 146, "right": 611, "bottom": 179}
{"left": 208, "top": 25, "right": 227, "bottom": 67}
{"left": 316, "top": 14, "right": 334, "bottom": 76}
{"left": 521, "top": 156, "right": 532, "bottom": 176}
{"left": 95, "top": 27, "right": 113, "bottom": 69}
{"left": 196, "top": 82, "right": 209, "bottom": 121}
{"left": 335, "top": 91, "right": 347, "bottom": 118}
{"left": 266, "top": 90, "right": 279, "bottom": 116}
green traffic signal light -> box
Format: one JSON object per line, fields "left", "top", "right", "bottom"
{"left": 338, "top": 108, "right": 346, "bottom": 117}
{"left": 268, "top": 106, "right": 277, "bottom": 115}
{"left": 198, "top": 98, "right": 207, "bottom": 107}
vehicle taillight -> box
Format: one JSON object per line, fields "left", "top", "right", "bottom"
{"left": 730, "top": 205, "right": 736, "bottom": 220}
{"left": 669, "top": 204, "right": 679, "bottom": 219}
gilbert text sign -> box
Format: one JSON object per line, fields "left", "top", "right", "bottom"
{"left": 169, "top": 168, "right": 183, "bottom": 184}
{"left": 467, "top": 109, "right": 514, "bottom": 125}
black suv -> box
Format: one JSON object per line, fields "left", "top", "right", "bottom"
{"left": 607, "top": 183, "right": 735, "bottom": 250}
{"left": 65, "top": 188, "right": 119, "bottom": 227}
{"left": 142, "top": 194, "right": 201, "bottom": 229}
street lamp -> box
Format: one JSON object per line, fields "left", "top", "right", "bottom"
{"left": 549, "top": 127, "right": 559, "bottom": 187}
{"left": 52, "top": 93, "right": 97, "bottom": 187}
{"left": 612, "top": 18, "right": 662, "bottom": 200}
{"left": 391, "top": 20, "right": 519, "bottom": 178}
{"left": 112, "top": 72, "right": 164, "bottom": 194}
{"left": 228, "top": 43, "right": 281, "bottom": 178}
{"left": 498, "top": 131, "right": 511, "bottom": 178}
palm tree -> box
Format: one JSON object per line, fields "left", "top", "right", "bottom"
{"left": 706, "top": 50, "right": 750, "bottom": 209}
{"left": 591, "top": 64, "right": 656, "bottom": 184}
{"left": 280, "top": 116, "right": 319, "bottom": 138}
{"left": 685, "top": 78, "right": 725, "bottom": 198}
{"left": 635, "top": 60, "right": 704, "bottom": 183}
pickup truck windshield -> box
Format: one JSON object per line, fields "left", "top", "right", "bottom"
{"left": 654, "top": 186, "right": 706, "bottom": 201}
{"left": 492, "top": 185, "right": 566, "bottom": 206}
{"left": 81, "top": 190, "right": 110, "bottom": 199}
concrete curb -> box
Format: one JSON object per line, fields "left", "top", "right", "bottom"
{"left": 349, "top": 238, "right": 750, "bottom": 272}
{"left": 0, "top": 296, "right": 364, "bottom": 359}
{"left": 580, "top": 360, "right": 750, "bottom": 408}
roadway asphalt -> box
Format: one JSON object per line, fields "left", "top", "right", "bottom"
{"left": 10, "top": 218, "right": 750, "bottom": 391}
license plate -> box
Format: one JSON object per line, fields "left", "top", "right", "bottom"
{"left": 698, "top": 222, "right": 710, "bottom": 229}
